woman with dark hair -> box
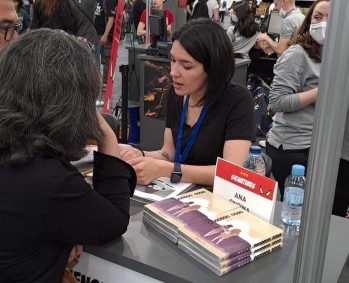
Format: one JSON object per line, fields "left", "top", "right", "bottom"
{"left": 0, "top": 29, "right": 136, "bottom": 282}
{"left": 13, "top": 0, "right": 31, "bottom": 33}
{"left": 120, "top": 19, "right": 255, "bottom": 186}
{"left": 226, "top": 1, "right": 260, "bottom": 58}
{"left": 266, "top": 0, "right": 329, "bottom": 200}
{"left": 31, "top": 0, "right": 75, "bottom": 33}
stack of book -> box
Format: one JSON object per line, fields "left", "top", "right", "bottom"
{"left": 143, "top": 189, "right": 284, "bottom": 276}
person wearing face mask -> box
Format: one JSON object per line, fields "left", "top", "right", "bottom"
{"left": 257, "top": 0, "right": 305, "bottom": 55}
{"left": 226, "top": 1, "right": 260, "bottom": 59}
{"left": 265, "top": 0, "right": 329, "bottom": 201}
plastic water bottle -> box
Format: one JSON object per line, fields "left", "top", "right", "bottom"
{"left": 281, "top": 165, "right": 306, "bottom": 227}
{"left": 243, "top": 146, "right": 266, "bottom": 176}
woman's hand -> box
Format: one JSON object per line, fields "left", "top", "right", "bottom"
{"left": 68, "top": 245, "right": 83, "bottom": 263}
{"left": 128, "top": 157, "right": 172, "bottom": 185}
{"left": 119, "top": 144, "right": 143, "bottom": 162}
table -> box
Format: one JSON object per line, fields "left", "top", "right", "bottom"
{"left": 82, "top": 200, "right": 349, "bottom": 283}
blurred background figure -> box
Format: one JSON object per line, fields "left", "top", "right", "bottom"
{"left": 31, "top": 0, "right": 75, "bottom": 33}
{"left": 13, "top": 0, "right": 31, "bottom": 33}
{"left": 219, "top": 0, "right": 227, "bottom": 23}
{"left": 226, "top": 1, "right": 260, "bottom": 59}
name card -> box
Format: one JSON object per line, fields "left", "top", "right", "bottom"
{"left": 213, "top": 158, "right": 278, "bottom": 223}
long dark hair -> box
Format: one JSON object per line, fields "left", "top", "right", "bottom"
{"left": 233, "top": 1, "right": 259, "bottom": 38}
{"left": 0, "top": 29, "right": 102, "bottom": 166}
{"left": 40, "top": 0, "right": 59, "bottom": 17}
{"left": 172, "top": 19, "right": 234, "bottom": 107}
{"left": 292, "top": 0, "right": 329, "bottom": 63}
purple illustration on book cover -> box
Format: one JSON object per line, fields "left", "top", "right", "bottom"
{"left": 186, "top": 219, "right": 251, "bottom": 256}
{"left": 153, "top": 197, "right": 209, "bottom": 226}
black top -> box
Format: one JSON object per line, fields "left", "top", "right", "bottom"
{"left": 0, "top": 152, "right": 136, "bottom": 283}
{"left": 132, "top": 0, "right": 146, "bottom": 31}
{"left": 94, "top": 0, "right": 116, "bottom": 35}
{"left": 31, "top": 0, "right": 75, "bottom": 33}
{"left": 165, "top": 83, "right": 256, "bottom": 165}
{"left": 68, "top": 0, "right": 99, "bottom": 45}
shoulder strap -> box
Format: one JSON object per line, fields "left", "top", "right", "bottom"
{"left": 71, "top": 0, "right": 94, "bottom": 26}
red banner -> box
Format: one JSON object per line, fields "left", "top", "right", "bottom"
{"left": 103, "top": 0, "right": 125, "bottom": 113}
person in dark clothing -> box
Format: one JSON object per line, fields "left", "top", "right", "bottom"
{"left": 94, "top": 0, "right": 116, "bottom": 86}
{"left": 120, "top": 19, "right": 255, "bottom": 186}
{"left": 13, "top": 0, "right": 31, "bottom": 32}
{"left": 132, "top": 0, "right": 146, "bottom": 42}
{"left": 186, "top": 0, "right": 195, "bottom": 22}
{"left": 68, "top": 0, "right": 100, "bottom": 63}
{"left": 0, "top": 29, "right": 136, "bottom": 283}
{"left": 31, "top": 0, "right": 75, "bottom": 33}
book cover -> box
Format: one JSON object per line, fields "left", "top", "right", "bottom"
{"left": 143, "top": 189, "right": 240, "bottom": 241}
{"left": 178, "top": 208, "right": 283, "bottom": 262}
{"left": 178, "top": 239, "right": 283, "bottom": 276}
{"left": 133, "top": 177, "right": 195, "bottom": 202}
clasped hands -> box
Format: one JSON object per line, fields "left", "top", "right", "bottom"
{"left": 119, "top": 144, "right": 164, "bottom": 185}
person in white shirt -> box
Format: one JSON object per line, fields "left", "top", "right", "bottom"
{"left": 192, "top": 0, "right": 220, "bottom": 22}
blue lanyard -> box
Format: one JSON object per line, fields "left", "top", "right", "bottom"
{"left": 174, "top": 96, "right": 208, "bottom": 164}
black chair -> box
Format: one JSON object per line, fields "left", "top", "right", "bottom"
{"left": 101, "top": 113, "right": 120, "bottom": 138}
{"left": 261, "top": 152, "right": 272, "bottom": 178}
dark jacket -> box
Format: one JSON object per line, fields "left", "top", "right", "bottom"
{"left": 31, "top": 0, "right": 75, "bottom": 33}
{"left": 68, "top": 0, "right": 99, "bottom": 45}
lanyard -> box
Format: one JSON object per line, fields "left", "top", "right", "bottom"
{"left": 174, "top": 96, "right": 208, "bottom": 164}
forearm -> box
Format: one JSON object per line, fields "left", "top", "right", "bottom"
{"left": 137, "top": 22, "right": 146, "bottom": 37}
{"left": 155, "top": 161, "right": 216, "bottom": 186}
{"left": 143, "top": 149, "right": 171, "bottom": 161}
{"left": 213, "top": 8, "right": 220, "bottom": 22}
{"left": 181, "top": 164, "right": 216, "bottom": 185}
{"left": 103, "top": 17, "right": 115, "bottom": 37}
{"left": 299, "top": 88, "right": 317, "bottom": 108}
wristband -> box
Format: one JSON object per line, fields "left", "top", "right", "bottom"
{"left": 140, "top": 149, "right": 145, "bottom": 157}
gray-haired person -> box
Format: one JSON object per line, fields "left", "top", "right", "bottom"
{"left": 0, "top": 29, "right": 136, "bottom": 282}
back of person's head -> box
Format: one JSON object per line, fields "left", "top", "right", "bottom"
{"left": 172, "top": 19, "right": 234, "bottom": 107}
{"left": 0, "top": 28, "right": 102, "bottom": 166}
{"left": 233, "top": 1, "right": 259, "bottom": 38}
{"left": 40, "top": 0, "right": 59, "bottom": 17}
{"left": 292, "top": 0, "right": 329, "bottom": 63}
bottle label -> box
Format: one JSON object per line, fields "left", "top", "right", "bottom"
{"left": 285, "top": 187, "right": 304, "bottom": 208}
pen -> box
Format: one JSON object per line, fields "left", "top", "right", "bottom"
{"left": 82, "top": 168, "right": 93, "bottom": 176}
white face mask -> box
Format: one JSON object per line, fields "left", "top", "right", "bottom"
{"left": 279, "top": 7, "right": 287, "bottom": 18}
{"left": 231, "top": 14, "right": 238, "bottom": 22}
{"left": 309, "top": 21, "right": 327, "bottom": 45}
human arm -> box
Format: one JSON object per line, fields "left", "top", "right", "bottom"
{"left": 269, "top": 46, "right": 318, "bottom": 113}
{"left": 43, "top": 114, "right": 136, "bottom": 245}
{"left": 186, "top": 4, "right": 192, "bottom": 15}
{"left": 257, "top": 33, "right": 290, "bottom": 55}
{"left": 213, "top": 7, "right": 220, "bottom": 22}
{"left": 136, "top": 10, "right": 146, "bottom": 37}
{"left": 100, "top": 16, "right": 115, "bottom": 45}
{"left": 127, "top": 138, "right": 251, "bottom": 186}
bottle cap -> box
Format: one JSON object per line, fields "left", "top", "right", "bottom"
{"left": 249, "top": 146, "right": 262, "bottom": 154}
{"left": 291, "top": 164, "right": 305, "bottom": 176}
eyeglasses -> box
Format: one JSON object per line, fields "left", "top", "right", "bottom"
{"left": 0, "top": 23, "right": 23, "bottom": 41}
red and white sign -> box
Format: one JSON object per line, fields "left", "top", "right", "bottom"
{"left": 213, "top": 158, "right": 278, "bottom": 223}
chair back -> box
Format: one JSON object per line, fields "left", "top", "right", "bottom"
{"left": 261, "top": 152, "right": 272, "bottom": 178}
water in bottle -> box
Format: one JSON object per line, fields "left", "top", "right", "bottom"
{"left": 243, "top": 146, "right": 266, "bottom": 176}
{"left": 281, "top": 164, "right": 306, "bottom": 227}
